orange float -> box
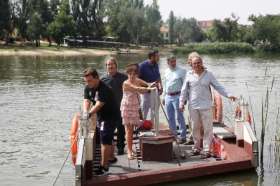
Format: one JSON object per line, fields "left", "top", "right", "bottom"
{"left": 213, "top": 91, "right": 223, "bottom": 123}
{"left": 70, "top": 114, "right": 79, "bottom": 165}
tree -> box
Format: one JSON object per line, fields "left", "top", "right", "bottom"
{"left": 250, "top": 14, "right": 280, "bottom": 51}
{"left": 47, "top": 0, "right": 75, "bottom": 46}
{"left": 207, "top": 15, "right": 239, "bottom": 42}
{"left": 27, "top": 12, "right": 43, "bottom": 46}
{"left": 13, "top": 0, "right": 31, "bottom": 40}
{"left": 142, "top": 0, "right": 161, "bottom": 44}
{"left": 0, "top": 0, "right": 11, "bottom": 43}
{"left": 105, "top": 0, "right": 145, "bottom": 43}
{"left": 168, "top": 11, "right": 175, "bottom": 44}
{"left": 172, "top": 17, "right": 204, "bottom": 45}
{"left": 71, "top": 0, "right": 105, "bottom": 39}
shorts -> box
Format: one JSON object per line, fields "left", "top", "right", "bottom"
{"left": 97, "top": 120, "right": 116, "bottom": 145}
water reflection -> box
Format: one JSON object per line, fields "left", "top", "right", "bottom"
{"left": 0, "top": 54, "right": 280, "bottom": 185}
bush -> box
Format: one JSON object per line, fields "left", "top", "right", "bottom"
{"left": 173, "top": 42, "right": 255, "bottom": 54}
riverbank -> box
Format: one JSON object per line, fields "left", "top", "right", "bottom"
{"left": 173, "top": 42, "right": 255, "bottom": 55}
{"left": 0, "top": 45, "right": 155, "bottom": 57}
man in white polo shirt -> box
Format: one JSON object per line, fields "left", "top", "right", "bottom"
{"left": 163, "top": 56, "right": 187, "bottom": 143}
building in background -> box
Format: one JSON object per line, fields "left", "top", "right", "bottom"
{"left": 198, "top": 20, "right": 214, "bottom": 30}
{"left": 160, "top": 24, "right": 169, "bottom": 43}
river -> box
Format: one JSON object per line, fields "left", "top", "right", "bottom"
{"left": 0, "top": 53, "right": 280, "bottom": 186}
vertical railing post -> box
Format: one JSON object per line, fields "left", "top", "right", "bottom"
{"left": 150, "top": 88, "right": 159, "bottom": 136}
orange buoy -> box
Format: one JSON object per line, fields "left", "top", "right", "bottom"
{"left": 70, "top": 114, "right": 79, "bottom": 165}
{"left": 246, "top": 111, "right": 252, "bottom": 124}
{"left": 213, "top": 91, "right": 223, "bottom": 123}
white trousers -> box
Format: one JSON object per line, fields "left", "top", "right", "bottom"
{"left": 189, "top": 108, "right": 213, "bottom": 152}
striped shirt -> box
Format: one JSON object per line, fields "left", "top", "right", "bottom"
{"left": 179, "top": 70, "right": 231, "bottom": 109}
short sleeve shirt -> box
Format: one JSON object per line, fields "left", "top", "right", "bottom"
{"left": 84, "top": 81, "right": 119, "bottom": 121}
{"left": 138, "top": 60, "right": 161, "bottom": 83}
{"left": 101, "top": 72, "right": 127, "bottom": 107}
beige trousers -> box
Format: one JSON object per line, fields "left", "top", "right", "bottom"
{"left": 189, "top": 108, "right": 213, "bottom": 152}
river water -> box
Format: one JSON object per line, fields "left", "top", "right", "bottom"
{"left": 0, "top": 54, "right": 280, "bottom": 186}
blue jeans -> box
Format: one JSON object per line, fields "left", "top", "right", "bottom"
{"left": 165, "top": 95, "right": 187, "bottom": 139}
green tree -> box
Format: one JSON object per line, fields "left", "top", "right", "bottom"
{"left": 71, "top": 0, "right": 105, "bottom": 39}
{"left": 47, "top": 0, "right": 75, "bottom": 46}
{"left": 27, "top": 12, "right": 43, "bottom": 46}
{"left": 0, "top": 0, "right": 11, "bottom": 43}
{"left": 105, "top": 0, "right": 145, "bottom": 43}
{"left": 173, "top": 17, "right": 204, "bottom": 45}
{"left": 142, "top": 0, "right": 161, "bottom": 44}
{"left": 168, "top": 11, "right": 175, "bottom": 44}
{"left": 207, "top": 15, "right": 239, "bottom": 42}
{"left": 13, "top": 0, "right": 31, "bottom": 40}
{"left": 250, "top": 14, "right": 280, "bottom": 51}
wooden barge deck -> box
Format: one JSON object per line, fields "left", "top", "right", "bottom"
{"left": 75, "top": 122, "right": 258, "bottom": 186}
{"left": 73, "top": 91, "right": 258, "bottom": 186}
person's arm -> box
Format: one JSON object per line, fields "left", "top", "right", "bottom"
{"left": 89, "top": 100, "right": 105, "bottom": 116}
{"left": 209, "top": 72, "right": 236, "bottom": 101}
{"left": 157, "top": 78, "right": 163, "bottom": 95}
{"left": 179, "top": 74, "right": 189, "bottom": 112}
{"left": 83, "top": 87, "right": 92, "bottom": 114}
{"left": 123, "top": 81, "right": 153, "bottom": 94}
{"left": 83, "top": 99, "right": 91, "bottom": 112}
{"left": 137, "top": 78, "right": 149, "bottom": 87}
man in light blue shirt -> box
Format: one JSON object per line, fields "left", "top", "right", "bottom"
{"left": 179, "top": 55, "right": 236, "bottom": 158}
{"left": 163, "top": 56, "right": 187, "bottom": 143}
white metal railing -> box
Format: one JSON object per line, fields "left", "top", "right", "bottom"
{"left": 150, "top": 88, "right": 160, "bottom": 136}
{"left": 75, "top": 113, "right": 96, "bottom": 186}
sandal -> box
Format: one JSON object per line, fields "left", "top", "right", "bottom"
{"left": 127, "top": 154, "right": 135, "bottom": 160}
{"left": 200, "top": 152, "right": 211, "bottom": 159}
{"left": 190, "top": 149, "right": 200, "bottom": 156}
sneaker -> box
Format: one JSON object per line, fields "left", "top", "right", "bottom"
{"left": 200, "top": 152, "right": 211, "bottom": 159}
{"left": 109, "top": 157, "right": 118, "bottom": 164}
{"left": 94, "top": 166, "right": 109, "bottom": 175}
{"left": 117, "top": 149, "right": 124, "bottom": 155}
{"left": 190, "top": 149, "right": 200, "bottom": 156}
{"left": 177, "top": 138, "right": 186, "bottom": 144}
{"left": 183, "top": 138, "right": 194, "bottom": 145}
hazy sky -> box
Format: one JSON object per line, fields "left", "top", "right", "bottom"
{"left": 145, "top": 0, "right": 280, "bottom": 24}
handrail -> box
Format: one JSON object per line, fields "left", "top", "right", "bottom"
{"left": 75, "top": 138, "right": 85, "bottom": 186}
{"left": 150, "top": 88, "right": 160, "bottom": 136}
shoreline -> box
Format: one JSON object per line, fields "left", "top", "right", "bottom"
{"left": 0, "top": 47, "right": 156, "bottom": 57}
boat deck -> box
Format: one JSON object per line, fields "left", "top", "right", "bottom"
{"left": 86, "top": 137, "right": 253, "bottom": 186}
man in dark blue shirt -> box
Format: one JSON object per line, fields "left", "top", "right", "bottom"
{"left": 138, "top": 50, "right": 163, "bottom": 119}
{"left": 83, "top": 67, "right": 119, "bottom": 174}
{"left": 101, "top": 57, "right": 127, "bottom": 155}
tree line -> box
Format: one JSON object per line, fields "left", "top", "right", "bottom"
{"left": 0, "top": 0, "right": 161, "bottom": 47}
{"left": 0, "top": 0, "right": 280, "bottom": 51}
{"left": 168, "top": 12, "right": 280, "bottom": 51}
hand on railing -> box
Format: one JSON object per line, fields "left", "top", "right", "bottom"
{"left": 81, "top": 111, "right": 90, "bottom": 120}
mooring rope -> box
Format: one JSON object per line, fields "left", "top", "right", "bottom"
{"left": 52, "top": 124, "right": 80, "bottom": 186}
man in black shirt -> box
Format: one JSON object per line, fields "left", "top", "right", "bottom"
{"left": 101, "top": 57, "right": 127, "bottom": 155}
{"left": 83, "top": 67, "right": 119, "bottom": 174}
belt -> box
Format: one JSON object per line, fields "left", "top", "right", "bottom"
{"left": 167, "top": 91, "right": 180, "bottom": 96}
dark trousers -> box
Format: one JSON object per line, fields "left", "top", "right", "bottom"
{"left": 116, "top": 118, "right": 125, "bottom": 150}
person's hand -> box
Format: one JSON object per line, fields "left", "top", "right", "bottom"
{"left": 147, "top": 87, "right": 156, "bottom": 93}
{"left": 179, "top": 105, "right": 185, "bottom": 112}
{"left": 229, "top": 96, "right": 237, "bottom": 102}
{"left": 82, "top": 111, "right": 89, "bottom": 120}
{"left": 158, "top": 87, "right": 163, "bottom": 95}
{"left": 149, "top": 82, "right": 157, "bottom": 88}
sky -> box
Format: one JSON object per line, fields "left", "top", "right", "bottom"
{"left": 144, "top": 0, "right": 280, "bottom": 25}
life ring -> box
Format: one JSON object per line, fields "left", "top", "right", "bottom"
{"left": 213, "top": 92, "right": 223, "bottom": 123}
{"left": 234, "top": 105, "right": 252, "bottom": 124}
{"left": 70, "top": 114, "right": 79, "bottom": 165}
{"left": 246, "top": 112, "right": 252, "bottom": 124}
